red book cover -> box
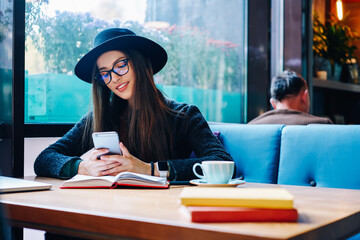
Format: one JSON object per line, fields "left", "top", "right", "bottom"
{"left": 182, "top": 206, "right": 298, "bottom": 223}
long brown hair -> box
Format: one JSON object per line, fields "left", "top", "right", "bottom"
{"left": 83, "top": 49, "right": 173, "bottom": 162}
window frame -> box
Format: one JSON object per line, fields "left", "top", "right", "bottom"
{"left": 13, "top": 0, "right": 25, "bottom": 176}
{"left": 25, "top": 124, "right": 73, "bottom": 137}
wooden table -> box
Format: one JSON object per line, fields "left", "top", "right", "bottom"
{"left": 0, "top": 177, "right": 359, "bottom": 240}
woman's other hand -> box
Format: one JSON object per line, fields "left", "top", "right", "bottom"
{"left": 78, "top": 148, "right": 122, "bottom": 176}
{"left": 99, "top": 142, "right": 152, "bottom": 176}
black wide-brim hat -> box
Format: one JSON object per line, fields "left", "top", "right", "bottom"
{"left": 74, "top": 28, "right": 168, "bottom": 83}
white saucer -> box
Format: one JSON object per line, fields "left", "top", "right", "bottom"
{"left": 189, "top": 179, "right": 246, "bottom": 187}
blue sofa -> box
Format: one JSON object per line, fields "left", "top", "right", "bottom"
{"left": 209, "top": 123, "right": 360, "bottom": 190}
{"left": 209, "top": 123, "right": 360, "bottom": 240}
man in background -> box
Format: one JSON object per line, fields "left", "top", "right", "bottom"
{"left": 248, "top": 70, "right": 333, "bottom": 125}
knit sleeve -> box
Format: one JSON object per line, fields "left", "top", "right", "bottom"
{"left": 167, "top": 104, "right": 233, "bottom": 181}
{"left": 34, "top": 113, "right": 92, "bottom": 179}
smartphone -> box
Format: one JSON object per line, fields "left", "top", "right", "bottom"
{"left": 92, "top": 131, "right": 122, "bottom": 156}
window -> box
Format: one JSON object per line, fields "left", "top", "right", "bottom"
{"left": 0, "top": 0, "right": 13, "bottom": 116}
{"left": 0, "top": 0, "right": 14, "bottom": 176}
{"left": 25, "top": 0, "right": 247, "bottom": 124}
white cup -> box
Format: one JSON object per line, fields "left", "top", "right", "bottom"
{"left": 192, "top": 161, "right": 234, "bottom": 184}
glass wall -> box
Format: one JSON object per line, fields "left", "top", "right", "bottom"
{"left": 0, "top": 0, "right": 13, "bottom": 124}
{"left": 25, "top": 0, "right": 247, "bottom": 123}
{"left": 0, "top": 0, "right": 14, "bottom": 177}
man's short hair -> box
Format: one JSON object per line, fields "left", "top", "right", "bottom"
{"left": 270, "top": 70, "right": 307, "bottom": 101}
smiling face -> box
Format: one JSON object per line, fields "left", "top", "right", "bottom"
{"left": 96, "top": 50, "right": 135, "bottom": 100}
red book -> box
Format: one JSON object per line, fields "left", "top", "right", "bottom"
{"left": 182, "top": 206, "right": 298, "bottom": 223}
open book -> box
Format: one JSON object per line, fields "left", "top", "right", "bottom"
{"left": 60, "top": 172, "right": 169, "bottom": 189}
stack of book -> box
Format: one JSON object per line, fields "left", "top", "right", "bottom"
{"left": 179, "top": 187, "right": 298, "bottom": 223}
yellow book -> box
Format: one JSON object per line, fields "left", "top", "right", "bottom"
{"left": 180, "top": 187, "right": 294, "bottom": 209}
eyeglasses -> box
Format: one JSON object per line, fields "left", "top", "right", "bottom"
{"left": 95, "top": 58, "right": 129, "bottom": 85}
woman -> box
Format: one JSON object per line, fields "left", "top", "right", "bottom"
{"left": 34, "top": 28, "right": 233, "bottom": 181}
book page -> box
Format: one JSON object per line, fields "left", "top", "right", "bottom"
{"left": 114, "top": 172, "right": 167, "bottom": 186}
{"left": 62, "top": 175, "right": 115, "bottom": 187}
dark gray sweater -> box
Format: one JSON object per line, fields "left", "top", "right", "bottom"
{"left": 34, "top": 99, "right": 233, "bottom": 181}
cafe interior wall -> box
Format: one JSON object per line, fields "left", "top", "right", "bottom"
{"left": 342, "top": 0, "right": 360, "bottom": 62}
{"left": 311, "top": 0, "right": 360, "bottom": 124}
{"left": 313, "top": 0, "right": 360, "bottom": 61}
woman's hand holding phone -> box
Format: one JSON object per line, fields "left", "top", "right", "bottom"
{"left": 78, "top": 147, "right": 122, "bottom": 176}
{"left": 99, "top": 142, "right": 152, "bottom": 176}
{"left": 91, "top": 131, "right": 152, "bottom": 175}
{"left": 92, "top": 131, "right": 122, "bottom": 157}
{"left": 78, "top": 131, "right": 123, "bottom": 176}
{"left": 79, "top": 131, "right": 151, "bottom": 176}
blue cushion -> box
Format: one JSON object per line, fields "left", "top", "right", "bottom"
{"left": 278, "top": 125, "right": 360, "bottom": 189}
{"left": 347, "top": 233, "right": 360, "bottom": 240}
{"left": 209, "top": 123, "right": 284, "bottom": 183}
